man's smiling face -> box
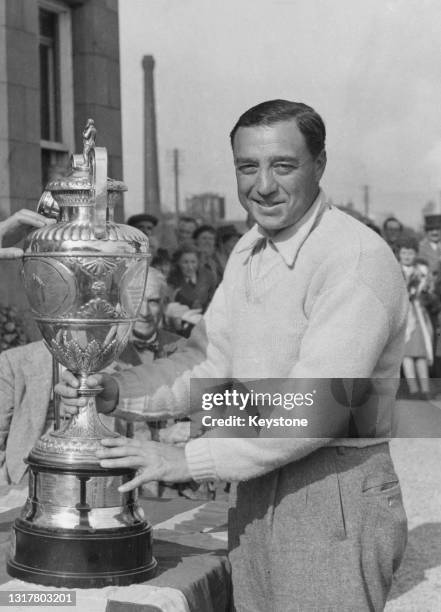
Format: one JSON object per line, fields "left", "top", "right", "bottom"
{"left": 233, "top": 120, "right": 326, "bottom": 235}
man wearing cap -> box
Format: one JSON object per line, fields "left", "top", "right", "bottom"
{"left": 127, "top": 213, "right": 158, "bottom": 238}
{"left": 127, "top": 213, "right": 160, "bottom": 258}
{"left": 419, "top": 215, "right": 441, "bottom": 275}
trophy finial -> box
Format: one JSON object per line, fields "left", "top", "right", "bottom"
{"left": 82, "top": 118, "right": 97, "bottom": 167}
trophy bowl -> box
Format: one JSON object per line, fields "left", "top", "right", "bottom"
{"left": 21, "top": 219, "right": 149, "bottom": 467}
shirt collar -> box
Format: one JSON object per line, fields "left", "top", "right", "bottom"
{"left": 236, "top": 189, "right": 328, "bottom": 267}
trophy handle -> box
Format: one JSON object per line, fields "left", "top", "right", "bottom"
{"left": 90, "top": 146, "right": 108, "bottom": 239}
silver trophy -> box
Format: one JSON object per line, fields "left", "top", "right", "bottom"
{"left": 7, "top": 121, "right": 157, "bottom": 587}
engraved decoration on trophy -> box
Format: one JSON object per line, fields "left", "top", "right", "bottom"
{"left": 7, "top": 121, "right": 157, "bottom": 588}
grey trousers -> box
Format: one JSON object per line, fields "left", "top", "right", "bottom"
{"left": 228, "top": 443, "right": 407, "bottom": 612}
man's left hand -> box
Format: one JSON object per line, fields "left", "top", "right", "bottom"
{"left": 96, "top": 437, "right": 192, "bottom": 492}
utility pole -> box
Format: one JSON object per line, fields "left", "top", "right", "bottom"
{"left": 362, "top": 185, "right": 370, "bottom": 217}
{"left": 173, "top": 148, "right": 180, "bottom": 219}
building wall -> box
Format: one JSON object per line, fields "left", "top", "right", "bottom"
{"left": 0, "top": 0, "right": 124, "bottom": 340}
{"left": 71, "top": 0, "right": 123, "bottom": 208}
{"left": 2, "top": 0, "right": 41, "bottom": 219}
{"left": 0, "top": 1, "right": 11, "bottom": 219}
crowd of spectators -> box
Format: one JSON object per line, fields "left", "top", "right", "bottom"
{"left": 127, "top": 213, "right": 241, "bottom": 338}
{"left": 371, "top": 213, "right": 441, "bottom": 399}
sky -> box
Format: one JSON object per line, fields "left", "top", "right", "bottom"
{"left": 118, "top": 0, "right": 441, "bottom": 228}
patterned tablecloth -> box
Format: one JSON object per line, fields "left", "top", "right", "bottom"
{"left": 0, "top": 487, "right": 231, "bottom": 612}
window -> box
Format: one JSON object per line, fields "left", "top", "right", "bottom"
{"left": 38, "top": 1, "right": 74, "bottom": 187}
{"left": 39, "top": 8, "right": 60, "bottom": 142}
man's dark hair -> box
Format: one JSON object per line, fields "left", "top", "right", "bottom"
{"left": 382, "top": 216, "right": 403, "bottom": 231}
{"left": 229, "top": 99, "right": 326, "bottom": 158}
{"left": 193, "top": 224, "right": 216, "bottom": 241}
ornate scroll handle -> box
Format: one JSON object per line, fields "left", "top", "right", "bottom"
{"left": 91, "top": 146, "right": 108, "bottom": 239}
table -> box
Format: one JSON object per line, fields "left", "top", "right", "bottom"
{"left": 0, "top": 488, "right": 231, "bottom": 612}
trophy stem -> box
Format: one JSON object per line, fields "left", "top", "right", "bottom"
{"left": 55, "top": 393, "right": 118, "bottom": 441}
{"left": 29, "top": 389, "right": 118, "bottom": 469}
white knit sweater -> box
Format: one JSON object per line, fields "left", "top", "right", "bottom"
{"left": 113, "top": 196, "right": 408, "bottom": 482}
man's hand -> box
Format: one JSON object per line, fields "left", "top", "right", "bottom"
{"left": 0, "top": 209, "right": 55, "bottom": 258}
{"left": 96, "top": 437, "right": 192, "bottom": 492}
{"left": 55, "top": 371, "right": 119, "bottom": 416}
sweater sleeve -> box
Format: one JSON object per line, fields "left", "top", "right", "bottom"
{"left": 185, "top": 274, "right": 406, "bottom": 482}
{"left": 290, "top": 275, "right": 393, "bottom": 378}
{"left": 112, "top": 282, "right": 232, "bottom": 421}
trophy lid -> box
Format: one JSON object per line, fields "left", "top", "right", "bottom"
{"left": 45, "top": 174, "right": 127, "bottom": 194}
{"left": 45, "top": 117, "right": 127, "bottom": 194}
{"left": 38, "top": 119, "right": 126, "bottom": 237}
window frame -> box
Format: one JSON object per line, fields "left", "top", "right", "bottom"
{"left": 38, "top": 0, "right": 74, "bottom": 154}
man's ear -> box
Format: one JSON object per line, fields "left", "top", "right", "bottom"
{"left": 315, "top": 149, "right": 327, "bottom": 181}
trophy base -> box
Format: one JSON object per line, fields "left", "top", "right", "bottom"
{"left": 7, "top": 520, "right": 157, "bottom": 588}
{"left": 7, "top": 458, "right": 157, "bottom": 588}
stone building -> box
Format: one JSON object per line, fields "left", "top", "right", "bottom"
{"left": 0, "top": 0, "right": 123, "bottom": 338}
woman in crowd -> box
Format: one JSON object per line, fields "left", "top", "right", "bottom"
{"left": 399, "top": 237, "right": 435, "bottom": 399}
{"left": 167, "top": 245, "right": 216, "bottom": 315}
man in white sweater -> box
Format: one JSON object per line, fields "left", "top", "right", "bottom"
{"left": 59, "top": 100, "right": 409, "bottom": 611}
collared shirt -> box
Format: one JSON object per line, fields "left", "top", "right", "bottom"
{"left": 236, "top": 189, "right": 328, "bottom": 279}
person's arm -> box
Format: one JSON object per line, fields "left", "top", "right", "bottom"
{"left": 0, "top": 209, "right": 55, "bottom": 259}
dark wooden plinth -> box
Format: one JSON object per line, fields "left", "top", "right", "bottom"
{"left": 7, "top": 519, "right": 157, "bottom": 588}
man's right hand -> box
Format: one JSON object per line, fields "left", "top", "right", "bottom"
{"left": 55, "top": 371, "right": 119, "bottom": 416}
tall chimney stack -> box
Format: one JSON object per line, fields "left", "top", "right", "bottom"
{"left": 142, "top": 55, "right": 161, "bottom": 217}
